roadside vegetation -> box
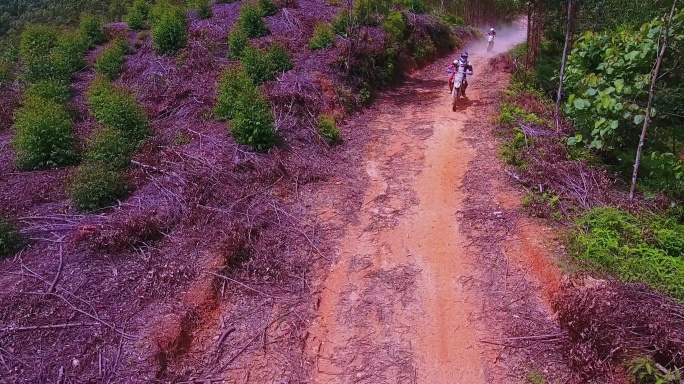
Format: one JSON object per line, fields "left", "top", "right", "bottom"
{"left": 497, "top": 1, "right": 684, "bottom": 382}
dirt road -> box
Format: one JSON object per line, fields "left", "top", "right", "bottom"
{"left": 306, "top": 20, "right": 566, "bottom": 383}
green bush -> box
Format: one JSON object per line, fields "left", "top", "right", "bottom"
{"left": 353, "top": 0, "right": 388, "bottom": 25}
{"left": 87, "top": 76, "right": 150, "bottom": 141}
{"left": 332, "top": 9, "right": 351, "bottom": 37}
{"left": 400, "top": 0, "right": 425, "bottom": 14}
{"left": 240, "top": 43, "right": 292, "bottom": 84}
{"left": 383, "top": 11, "right": 406, "bottom": 42}
{"left": 95, "top": 37, "right": 129, "bottom": 79}
{"left": 55, "top": 31, "right": 88, "bottom": 73}
{"left": 19, "top": 24, "right": 57, "bottom": 60}
{"left": 0, "top": 61, "right": 12, "bottom": 86}
{"left": 571, "top": 207, "right": 684, "bottom": 301}
{"left": 308, "top": 23, "right": 334, "bottom": 50}
{"left": 238, "top": 2, "right": 269, "bottom": 38}
{"left": 13, "top": 96, "right": 78, "bottom": 169}
{"left": 85, "top": 127, "right": 137, "bottom": 170}
{"left": 78, "top": 13, "right": 106, "bottom": 48}
{"left": 0, "top": 216, "right": 23, "bottom": 258}
{"left": 258, "top": 0, "right": 278, "bottom": 16}
{"left": 151, "top": 4, "right": 188, "bottom": 54}
{"left": 193, "top": 0, "right": 213, "bottom": 19}
{"left": 127, "top": 0, "right": 151, "bottom": 31}
{"left": 317, "top": 114, "right": 340, "bottom": 143}
{"left": 24, "top": 80, "right": 70, "bottom": 104}
{"left": 227, "top": 27, "right": 248, "bottom": 59}
{"left": 230, "top": 88, "right": 276, "bottom": 151}
{"left": 214, "top": 65, "right": 254, "bottom": 120}
{"left": 70, "top": 163, "right": 128, "bottom": 211}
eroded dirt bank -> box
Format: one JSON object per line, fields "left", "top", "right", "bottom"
{"left": 306, "top": 20, "right": 571, "bottom": 383}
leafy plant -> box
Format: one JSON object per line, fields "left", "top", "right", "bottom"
{"left": 78, "top": 13, "right": 106, "bottom": 48}
{"left": 87, "top": 76, "right": 150, "bottom": 142}
{"left": 227, "top": 27, "right": 248, "bottom": 59}
{"left": 13, "top": 96, "right": 78, "bottom": 170}
{"left": 55, "top": 31, "right": 88, "bottom": 74}
{"left": 570, "top": 207, "right": 684, "bottom": 301}
{"left": 70, "top": 163, "right": 128, "bottom": 211}
{"left": 630, "top": 357, "right": 682, "bottom": 384}
{"left": 214, "top": 65, "right": 254, "bottom": 120}
{"left": 400, "top": 0, "right": 425, "bottom": 14}
{"left": 127, "top": 0, "right": 151, "bottom": 30}
{"left": 258, "top": 0, "right": 278, "bottom": 17}
{"left": 0, "top": 216, "right": 23, "bottom": 258}
{"left": 230, "top": 89, "right": 276, "bottom": 151}
{"left": 95, "top": 37, "right": 129, "bottom": 79}
{"left": 237, "top": 2, "right": 269, "bottom": 38}
{"left": 193, "top": 0, "right": 213, "bottom": 19}
{"left": 151, "top": 3, "right": 188, "bottom": 54}
{"left": 240, "top": 43, "right": 292, "bottom": 84}
{"left": 24, "top": 80, "right": 70, "bottom": 104}
{"left": 308, "top": 23, "right": 334, "bottom": 50}
{"left": 84, "top": 127, "right": 137, "bottom": 170}
{"left": 317, "top": 114, "right": 340, "bottom": 143}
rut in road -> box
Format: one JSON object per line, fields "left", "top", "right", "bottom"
{"left": 305, "top": 20, "right": 567, "bottom": 383}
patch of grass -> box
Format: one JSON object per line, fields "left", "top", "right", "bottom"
{"left": 522, "top": 190, "right": 562, "bottom": 220}
{"left": 94, "top": 37, "right": 129, "bottom": 79}
{"left": 317, "top": 114, "right": 340, "bottom": 143}
{"left": 13, "top": 95, "right": 78, "bottom": 170}
{"left": 70, "top": 163, "right": 128, "bottom": 211}
{"left": 498, "top": 101, "right": 544, "bottom": 127}
{"left": 500, "top": 127, "right": 529, "bottom": 167}
{"left": 332, "top": 9, "right": 351, "bottom": 37}
{"left": 308, "top": 22, "right": 334, "bottom": 50}
{"left": 238, "top": 2, "right": 269, "bottom": 38}
{"left": 569, "top": 206, "right": 684, "bottom": 301}
{"left": 0, "top": 216, "right": 23, "bottom": 259}
{"left": 526, "top": 368, "right": 547, "bottom": 384}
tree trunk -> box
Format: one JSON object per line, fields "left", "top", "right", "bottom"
{"left": 629, "top": 0, "right": 678, "bottom": 200}
{"left": 555, "top": 0, "right": 574, "bottom": 131}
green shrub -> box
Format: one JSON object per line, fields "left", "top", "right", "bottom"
{"left": 127, "top": 0, "right": 151, "bottom": 30}
{"left": 25, "top": 80, "right": 70, "bottom": 104}
{"left": 151, "top": 4, "right": 188, "bottom": 54}
{"left": 400, "top": 0, "right": 425, "bottom": 14}
{"left": 317, "top": 114, "right": 340, "bottom": 143}
{"left": 87, "top": 76, "right": 150, "bottom": 141}
{"left": 227, "top": 27, "right": 248, "bottom": 59}
{"left": 440, "top": 12, "right": 465, "bottom": 26}
{"left": 238, "top": 2, "right": 269, "bottom": 38}
{"left": 258, "top": 0, "right": 278, "bottom": 16}
{"left": 0, "top": 61, "right": 12, "bottom": 86}
{"left": 353, "top": 0, "right": 388, "bottom": 25}
{"left": 214, "top": 65, "right": 254, "bottom": 120}
{"left": 19, "top": 24, "right": 57, "bottom": 60}
{"left": 230, "top": 87, "right": 276, "bottom": 151}
{"left": 193, "top": 0, "right": 213, "bottom": 19}
{"left": 332, "top": 9, "right": 351, "bottom": 37}
{"left": 0, "top": 216, "right": 23, "bottom": 258}
{"left": 70, "top": 163, "right": 128, "bottom": 211}
{"left": 85, "top": 127, "right": 137, "bottom": 170}
{"left": 55, "top": 31, "right": 88, "bottom": 73}
{"left": 308, "top": 23, "right": 334, "bottom": 50}
{"left": 383, "top": 11, "right": 406, "bottom": 42}
{"left": 95, "top": 38, "right": 129, "bottom": 79}
{"left": 571, "top": 207, "right": 684, "bottom": 301}
{"left": 78, "top": 13, "right": 106, "bottom": 48}
{"left": 13, "top": 96, "right": 78, "bottom": 170}
{"left": 240, "top": 44, "right": 292, "bottom": 84}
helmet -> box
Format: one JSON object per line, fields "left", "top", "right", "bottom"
{"left": 490, "top": 28, "right": 495, "bottom": 32}
{"left": 460, "top": 51, "right": 468, "bottom": 60}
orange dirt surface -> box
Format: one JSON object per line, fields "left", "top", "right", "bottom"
{"left": 305, "top": 19, "right": 569, "bottom": 383}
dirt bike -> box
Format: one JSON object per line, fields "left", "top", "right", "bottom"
{"left": 448, "top": 68, "right": 471, "bottom": 111}
{"left": 487, "top": 35, "right": 495, "bottom": 52}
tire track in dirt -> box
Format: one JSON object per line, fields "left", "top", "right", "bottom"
{"left": 305, "top": 21, "right": 549, "bottom": 383}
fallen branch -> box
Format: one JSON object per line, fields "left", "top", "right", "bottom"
{"left": 0, "top": 322, "right": 100, "bottom": 332}
{"left": 48, "top": 246, "right": 63, "bottom": 293}
{"left": 208, "top": 272, "right": 282, "bottom": 299}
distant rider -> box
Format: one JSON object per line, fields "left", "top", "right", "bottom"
{"left": 447, "top": 51, "right": 473, "bottom": 98}
{"left": 487, "top": 28, "right": 496, "bottom": 38}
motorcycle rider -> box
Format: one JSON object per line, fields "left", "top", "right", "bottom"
{"left": 487, "top": 28, "right": 496, "bottom": 38}
{"left": 447, "top": 51, "right": 473, "bottom": 98}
